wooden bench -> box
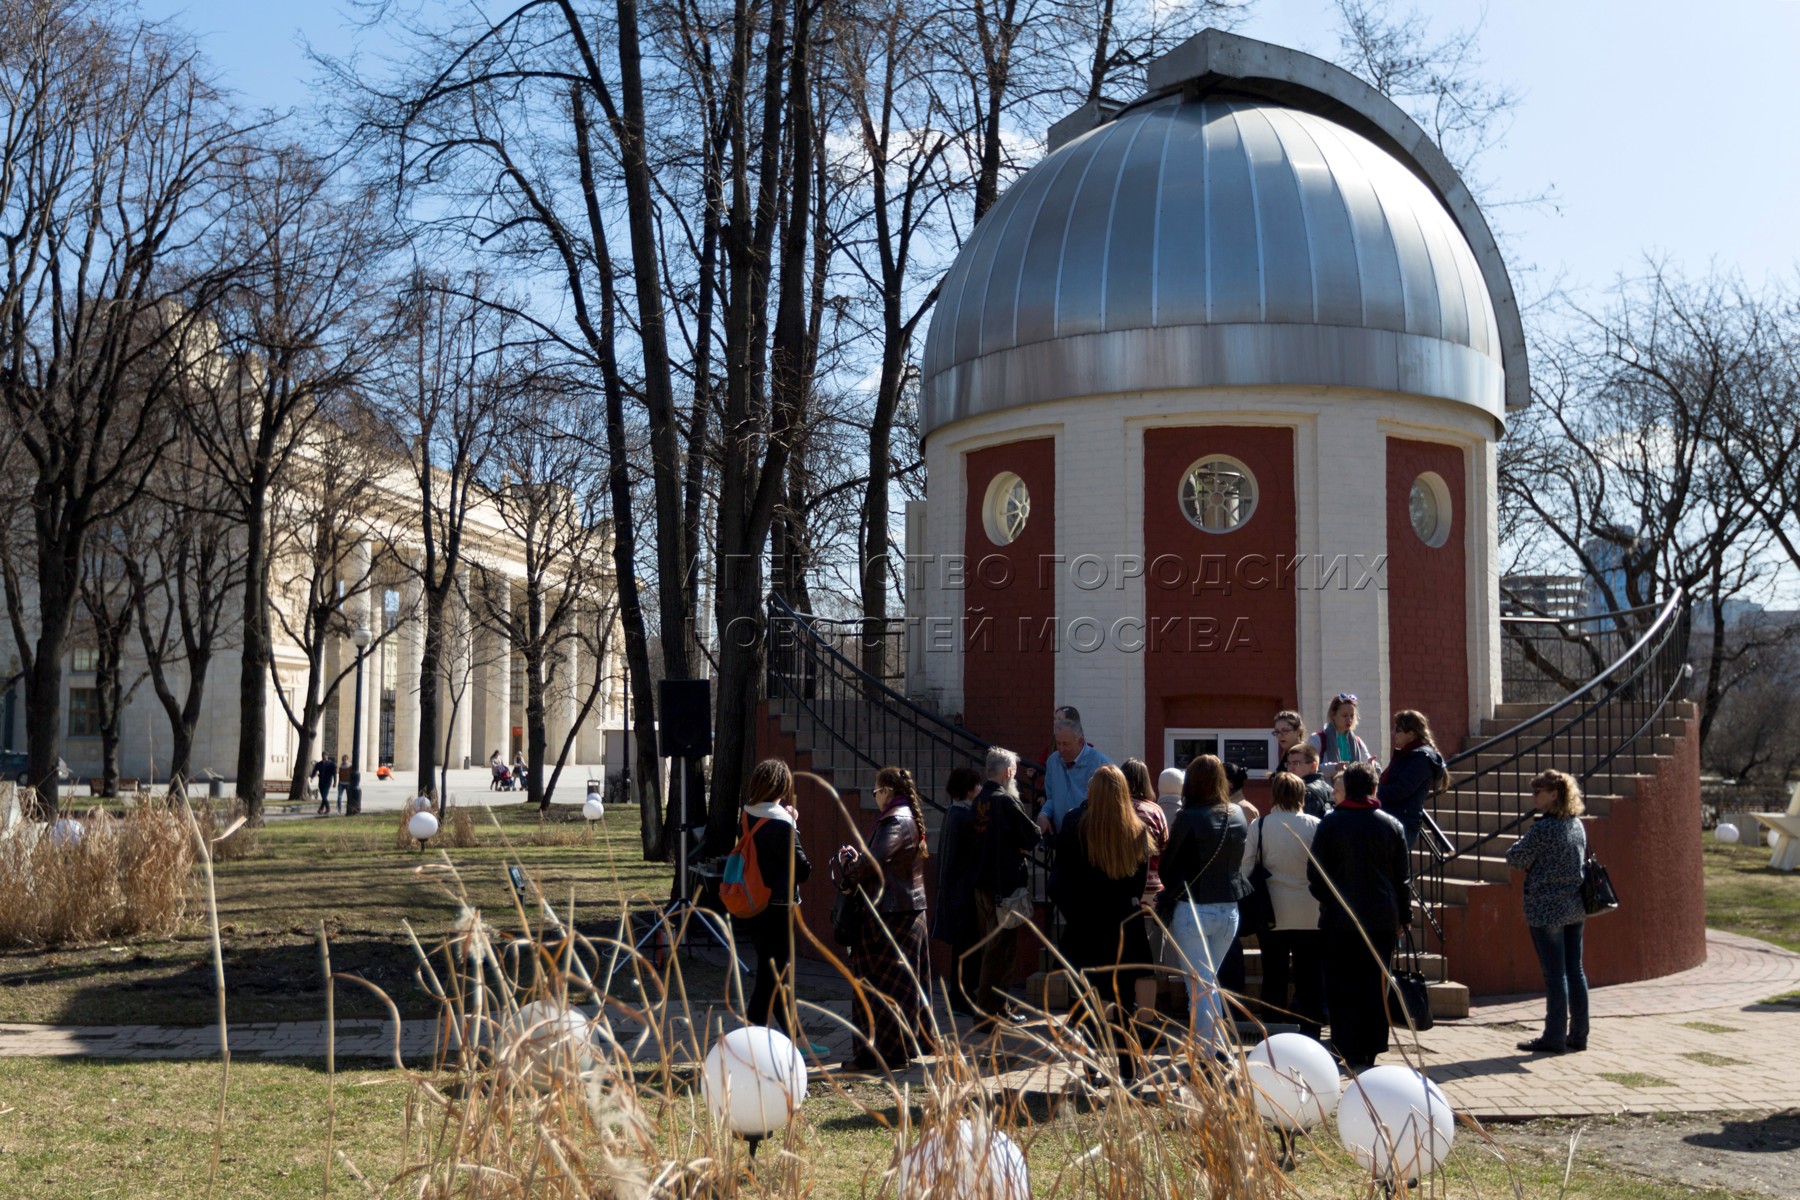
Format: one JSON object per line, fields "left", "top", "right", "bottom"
{"left": 85, "top": 777, "right": 142, "bottom": 799}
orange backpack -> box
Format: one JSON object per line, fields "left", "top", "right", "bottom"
{"left": 719, "top": 816, "right": 773, "bottom": 918}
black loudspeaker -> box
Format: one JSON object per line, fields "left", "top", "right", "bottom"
{"left": 657, "top": 678, "right": 713, "bottom": 758}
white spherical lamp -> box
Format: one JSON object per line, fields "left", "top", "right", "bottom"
{"left": 501, "top": 1001, "right": 601, "bottom": 1090}
{"left": 48, "top": 818, "right": 84, "bottom": 848}
{"left": 898, "top": 1119, "right": 1030, "bottom": 1200}
{"left": 1337, "top": 1065, "right": 1456, "bottom": 1182}
{"left": 1714, "top": 823, "right": 1740, "bottom": 845}
{"left": 583, "top": 796, "right": 605, "bottom": 822}
{"left": 1767, "top": 826, "right": 1780, "bottom": 849}
{"left": 407, "top": 810, "right": 439, "bottom": 843}
{"left": 1246, "top": 1032, "right": 1340, "bottom": 1128}
{"left": 702, "top": 1026, "right": 808, "bottom": 1140}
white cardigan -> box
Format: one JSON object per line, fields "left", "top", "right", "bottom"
{"left": 1241, "top": 809, "right": 1322, "bottom": 931}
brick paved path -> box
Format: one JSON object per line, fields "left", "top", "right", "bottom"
{"left": 4, "top": 930, "right": 1796, "bottom": 1120}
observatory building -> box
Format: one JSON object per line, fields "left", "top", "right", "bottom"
{"left": 907, "top": 29, "right": 1527, "bottom": 774}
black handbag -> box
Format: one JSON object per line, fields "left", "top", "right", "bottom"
{"left": 830, "top": 887, "right": 864, "bottom": 946}
{"left": 1237, "top": 817, "right": 1276, "bottom": 938}
{"left": 1580, "top": 854, "right": 1619, "bottom": 916}
{"left": 1388, "top": 926, "right": 1435, "bottom": 1031}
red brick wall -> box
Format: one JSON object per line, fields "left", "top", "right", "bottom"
{"left": 1439, "top": 712, "right": 1707, "bottom": 995}
{"left": 962, "top": 439, "right": 1057, "bottom": 757}
{"left": 1143, "top": 427, "right": 1297, "bottom": 777}
{"left": 1385, "top": 438, "right": 1470, "bottom": 750}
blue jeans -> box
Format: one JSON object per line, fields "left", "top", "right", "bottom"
{"left": 1528, "top": 921, "right": 1589, "bottom": 1049}
{"left": 1169, "top": 901, "right": 1239, "bottom": 1047}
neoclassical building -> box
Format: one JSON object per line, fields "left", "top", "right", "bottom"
{"left": 2, "top": 439, "right": 622, "bottom": 789}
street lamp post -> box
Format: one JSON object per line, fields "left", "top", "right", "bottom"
{"left": 346, "top": 625, "right": 372, "bottom": 816}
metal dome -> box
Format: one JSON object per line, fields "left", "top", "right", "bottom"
{"left": 921, "top": 93, "right": 1507, "bottom": 436}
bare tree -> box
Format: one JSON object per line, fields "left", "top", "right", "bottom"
{"left": 0, "top": 1, "right": 239, "bottom": 814}
{"left": 380, "top": 270, "right": 511, "bottom": 798}
{"left": 181, "top": 145, "right": 387, "bottom": 821}
{"left": 76, "top": 524, "right": 144, "bottom": 795}
{"left": 265, "top": 398, "right": 401, "bottom": 804}
{"left": 125, "top": 437, "right": 245, "bottom": 791}
{"left": 475, "top": 393, "right": 617, "bottom": 810}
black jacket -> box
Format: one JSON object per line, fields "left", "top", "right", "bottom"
{"left": 973, "top": 780, "right": 1038, "bottom": 896}
{"left": 1049, "top": 804, "right": 1152, "bottom": 973}
{"left": 931, "top": 802, "right": 980, "bottom": 943}
{"left": 1158, "top": 803, "right": 1251, "bottom": 912}
{"left": 1307, "top": 805, "right": 1410, "bottom": 933}
{"left": 1376, "top": 744, "right": 1446, "bottom": 826}
{"left": 1300, "top": 772, "right": 1334, "bottom": 820}
{"left": 744, "top": 808, "right": 811, "bottom": 906}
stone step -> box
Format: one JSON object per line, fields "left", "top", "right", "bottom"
{"left": 1037, "top": 941, "right": 1451, "bottom": 986}
{"left": 1462, "top": 724, "right": 1684, "bottom": 753}
{"left": 1491, "top": 699, "right": 1693, "bottom": 724}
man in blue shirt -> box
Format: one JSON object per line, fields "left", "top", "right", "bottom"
{"left": 1037, "top": 714, "right": 1112, "bottom": 833}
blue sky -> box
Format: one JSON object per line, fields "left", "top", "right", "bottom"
{"left": 141, "top": 0, "right": 1800, "bottom": 301}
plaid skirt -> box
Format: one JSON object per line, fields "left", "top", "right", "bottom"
{"left": 850, "top": 909, "right": 932, "bottom": 1063}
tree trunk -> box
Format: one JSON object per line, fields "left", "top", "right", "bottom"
{"left": 417, "top": 585, "right": 447, "bottom": 795}
{"left": 859, "top": 344, "right": 905, "bottom": 681}
{"left": 23, "top": 533, "right": 81, "bottom": 816}
{"left": 236, "top": 483, "right": 271, "bottom": 821}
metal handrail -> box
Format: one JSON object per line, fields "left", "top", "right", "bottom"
{"left": 1455, "top": 590, "right": 1687, "bottom": 771}
{"left": 768, "top": 592, "right": 1013, "bottom": 760}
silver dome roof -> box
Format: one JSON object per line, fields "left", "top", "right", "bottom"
{"left": 921, "top": 93, "right": 1507, "bottom": 436}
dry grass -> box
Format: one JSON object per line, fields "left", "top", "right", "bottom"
{"left": 0, "top": 792, "right": 197, "bottom": 948}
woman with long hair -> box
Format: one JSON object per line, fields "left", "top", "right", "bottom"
{"left": 1379, "top": 709, "right": 1448, "bottom": 851}
{"left": 1507, "top": 770, "right": 1591, "bottom": 1054}
{"left": 1050, "top": 764, "right": 1152, "bottom": 1081}
{"left": 1157, "top": 754, "right": 1249, "bottom": 1049}
{"left": 841, "top": 765, "right": 933, "bottom": 1070}
{"left": 1120, "top": 758, "right": 1169, "bottom": 915}
{"left": 738, "top": 759, "right": 812, "bottom": 1038}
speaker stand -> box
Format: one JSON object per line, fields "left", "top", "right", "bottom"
{"left": 608, "top": 761, "right": 740, "bottom": 993}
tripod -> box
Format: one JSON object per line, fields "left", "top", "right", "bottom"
{"left": 609, "top": 760, "right": 740, "bottom": 990}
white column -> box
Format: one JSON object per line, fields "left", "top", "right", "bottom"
{"left": 478, "top": 581, "right": 512, "bottom": 764}
{"left": 1305, "top": 407, "right": 1390, "bottom": 760}
{"left": 393, "top": 575, "right": 423, "bottom": 772}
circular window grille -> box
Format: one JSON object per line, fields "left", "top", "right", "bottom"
{"left": 1409, "top": 472, "right": 1452, "bottom": 548}
{"left": 982, "top": 472, "right": 1031, "bottom": 546}
{"left": 1178, "top": 456, "right": 1257, "bottom": 533}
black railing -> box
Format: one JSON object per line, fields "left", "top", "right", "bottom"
{"left": 1497, "top": 601, "right": 1667, "bottom": 705}
{"left": 765, "top": 591, "right": 1049, "bottom": 870}
{"left": 1415, "top": 590, "right": 1692, "bottom": 946}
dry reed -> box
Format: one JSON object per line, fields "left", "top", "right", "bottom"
{"left": 0, "top": 790, "right": 197, "bottom": 947}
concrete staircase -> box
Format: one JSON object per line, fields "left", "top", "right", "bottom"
{"left": 1418, "top": 697, "right": 1700, "bottom": 1015}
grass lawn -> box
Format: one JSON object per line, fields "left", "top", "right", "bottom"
{"left": 0, "top": 1057, "right": 1776, "bottom": 1200}
{"left": 1702, "top": 840, "right": 1800, "bottom": 954}
{"left": 0, "top": 804, "right": 674, "bottom": 1026}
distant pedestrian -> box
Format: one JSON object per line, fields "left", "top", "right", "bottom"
{"left": 1507, "top": 770, "right": 1590, "bottom": 1055}
{"left": 972, "top": 747, "right": 1037, "bottom": 1024}
{"left": 1310, "top": 693, "right": 1376, "bottom": 779}
{"left": 337, "top": 755, "right": 351, "bottom": 812}
{"left": 1039, "top": 712, "right": 1112, "bottom": 834}
{"left": 1247, "top": 772, "right": 1324, "bottom": 1038}
{"left": 1378, "top": 710, "right": 1447, "bottom": 850}
{"left": 1282, "top": 741, "right": 1335, "bottom": 819}
{"left": 1158, "top": 754, "right": 1249, "bottom": 1050}
{"left": 313, "top": 753, "right": 337, "bottom": 816}
{"left": 1308, "top": 762, "right": 1410, "bottom": 1071}
{"left": 931, "top": 766, "right": 985, "bottom": 1017}
{"left": 840, "top": 766, "right": 932, "bottom": 1071}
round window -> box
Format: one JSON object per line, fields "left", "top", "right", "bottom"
{"left": 1410, "top": 472, "right": 1452, "bottom": 547}
{"left": 982, "top": 472, "right": 1031, "bottom": 546}
{"left": 1178, "top": 456, "right": 1257, "bottom": 533}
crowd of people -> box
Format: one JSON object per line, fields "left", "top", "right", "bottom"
{"left": 732, "top": 694, "right": 1595, "bottom": 1076}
